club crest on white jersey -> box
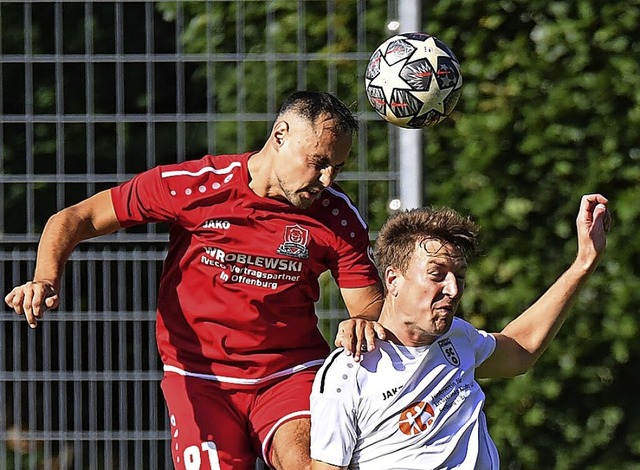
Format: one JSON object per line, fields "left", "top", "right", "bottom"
{"left": 277, "top": 224, "right": 310, "bottom": 259}
{"left": 437, "top": 338, "right": 460, "bottom": 366}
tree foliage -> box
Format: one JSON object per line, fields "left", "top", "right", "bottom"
{"left": 2, "top": 1, "right": 640, "bottom": 468}
{"left": 423, "top": 1, "right": 640, "bottom": 467}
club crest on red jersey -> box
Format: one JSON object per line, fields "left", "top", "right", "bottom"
{"left": 276, "top": 224, "right": 310, "bottom": 259}
{"left": 437, "top": 338, "right": 460, "bottom": 367}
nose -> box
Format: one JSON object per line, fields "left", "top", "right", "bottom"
{"left": 319, "top": 166, "right": 336, "bottom": 187}
{"left": 442, "top": 272, "right": 460, "bottom": 298}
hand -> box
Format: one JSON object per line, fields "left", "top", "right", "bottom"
{"left": 575, "top": 193, "right": 610, "bottom": 270}
{"left": 5, "top": 280, "right": 59, "bottom": 329}
{"left": 334, "top": 317, "right": 386, "bottom": 362}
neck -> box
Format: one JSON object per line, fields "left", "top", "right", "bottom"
{"left": 247, "top": 148, "right": 271, "bottom": 197}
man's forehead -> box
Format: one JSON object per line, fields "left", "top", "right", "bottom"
{"left": 418, "top": 238, "right": 466, "bottom": 263}
{"left": 283, "top": 111, "right": 339, "bottom": 130}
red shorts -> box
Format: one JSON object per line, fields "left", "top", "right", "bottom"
{"left": 160, "top": 369, "right": 317, "bottom": 470}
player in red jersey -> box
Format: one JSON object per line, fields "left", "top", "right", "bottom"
{"left": 5, "top": 91, "right": 385, "bottom": 470}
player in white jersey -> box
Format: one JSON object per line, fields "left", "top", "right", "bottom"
{"left": 311, "top": 194, "right": 610, "bottom": 469}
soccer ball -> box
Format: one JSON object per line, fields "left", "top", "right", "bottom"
{"left": 365, "top": 32, "right": 463, "bottom": 129}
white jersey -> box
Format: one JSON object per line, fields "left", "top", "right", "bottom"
{"left": 310, "top": 317, "right": 499, "bottom": 470}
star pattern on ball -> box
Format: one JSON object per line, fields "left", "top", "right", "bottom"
{"left": 364, "top": 32, "right": 462, "bottom": 128}
{"left": 368, "top": 54, "right": 413, "bottom": 107}
{"left": 408, "top": 36, "right": 458, "bottom": 72}
{"left": 412, "top": 85, "right": 452, "bottom": 116}
{"left": 439, "top": 64, "right": 456, "bottom": 87}
{"left": 402, "top": 36, "right": 459, "bottom": 117}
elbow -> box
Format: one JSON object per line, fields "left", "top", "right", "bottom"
{"left": 45, "top": 207, "right": 97, "bottom": 242}
{"left": 498, "top": 345, "right": 540, "bottom": 378}
{"left": 509, "top": 351, "right": 540, "bottom": 377}
{"left": 501, "top": 333, "right": 546, "bottom": 377}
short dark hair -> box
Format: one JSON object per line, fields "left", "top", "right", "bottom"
{"left": 374, "top": 206, "right": 479, "bottom": 280}
{"left": 277, "top": 91, "right": 358, "bottom": 135}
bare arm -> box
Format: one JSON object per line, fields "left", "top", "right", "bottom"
{"left": 5, "top": 189, "right": 121, "bottom": 327}
{"left": 340, "top": 282, "right": 384, "bottom": 321}
{"left": 312, "top": 460, "right": 346, "bottom": 470}
{"left": 335, "top": 282, "right": 385, "bottom": 361}
{"left": 477, "top": 194, "right": 610, "bottom": 379}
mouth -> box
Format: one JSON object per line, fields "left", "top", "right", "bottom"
{"left": 434, "top": 307, "right": 455, "bottom": 330}
{"left": 434, "top": 304, "right": 455, "bottom": 315}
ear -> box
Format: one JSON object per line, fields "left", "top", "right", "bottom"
{"left": 385, "top": 266, "right": 401, "bottom": 297}
{"left": 271, "top": 120, "right": 289, "bottom": 148}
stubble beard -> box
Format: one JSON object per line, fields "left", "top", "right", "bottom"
{"left": 278, "top": 178, "right": 317, "bottom": 209}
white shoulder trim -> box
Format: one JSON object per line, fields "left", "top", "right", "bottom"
{"left": 325, "top": 186, "right": 367, "bottom": 229}
{"left": 161, "top": 161, "right": 242, "bottom": 178}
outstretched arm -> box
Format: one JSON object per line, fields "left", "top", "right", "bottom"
{"left": 477, "top": 194, "right": 610, "bottom": 379}
{"left": 5, "top": 190, "right": 121, "bottom": 328}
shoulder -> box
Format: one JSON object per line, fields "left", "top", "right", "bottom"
{"left": 443, "top": 317, "right": 487, "bottom": 337}
{"left": 439, "top": 317, "right": 495, "bottom": 347}
{"left": 156, "top": 153, "right": 249, "bottom": 197}
{"left": 313, "top": 341, "right": 395, "bottom": 398}
{"left": 305, "top": 185, "right": 371, "bottom": 251}
{"left": 313, "top": 348, "right": 365, "bottom": 398}
{"left": 309, "top": 184, "right": 368, "bottom": 230}
{"left": 159, "top": 153, "right": 248, "bottom": 180}
{"left": 437, "top": 317, "right": 496, "bottom": 365}
{"left": 314, "top": 348, "right": 352, "bottom": 389}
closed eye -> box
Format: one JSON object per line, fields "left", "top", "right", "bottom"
{"left": 428, "top": 270, "right": 466, "bottom": 283}
{"left": 310, "top": 156, "right": 345, "bottom": 172}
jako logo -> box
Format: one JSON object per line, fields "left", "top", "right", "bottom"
{"left": 203, "top": 219, "right": 231, "bottom": 229}
{"left": 398, "top": 401, "right": 435, "bottom": 435}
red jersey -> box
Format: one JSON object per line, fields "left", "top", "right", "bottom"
{"left": 110, "top": 153, "right": 380, "bottom": 387}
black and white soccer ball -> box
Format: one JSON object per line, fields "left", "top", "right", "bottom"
{"left": 365, "top": 32, "right": 463, "bottom": 129}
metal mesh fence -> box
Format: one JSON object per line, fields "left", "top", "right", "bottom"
{"left": 0, "top": 1, "right": 399, "bottom": 468}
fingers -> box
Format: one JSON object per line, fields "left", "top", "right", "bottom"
{"left": 334, "top": 322, "right": 358, "bottom": 358}
{"left": 579, "top": 194, "right": 606, "bottom": 216}
{"left": 45, "top": 295, "right": 59, "bottom": 310}
{"left": 5, "top": 286, "right": 37, "bottom": 328}
{"left": 5, "top": 289, "right": 24, "bottom": 315}
{"left": 592, "top": 203, "right": 611, "bottom": 232}
{"left": 33, "top": 285, "right": 59, "bottom": 318}
{"left": 352, "top": 321, "right": 368, "bottom": 363}
{"left": 575, "top": 194, "right": 610, "bottom": 268}
{"left": 372, "top": 322, "right": 386, "bottom": 341}
{"left": 581, "top": 193, "right": 608, "bottom": 208}
{"left": 335, "top": 319, "right": 385, "bottom": 362}
{"left": 4, "top": 281, "right": 57, "bottom": 329}
{"left": 22, "top": 285, "right": 37, "bottom": 328}
{"left": 578, "top": 194, "right": 611, "bottom": 230}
